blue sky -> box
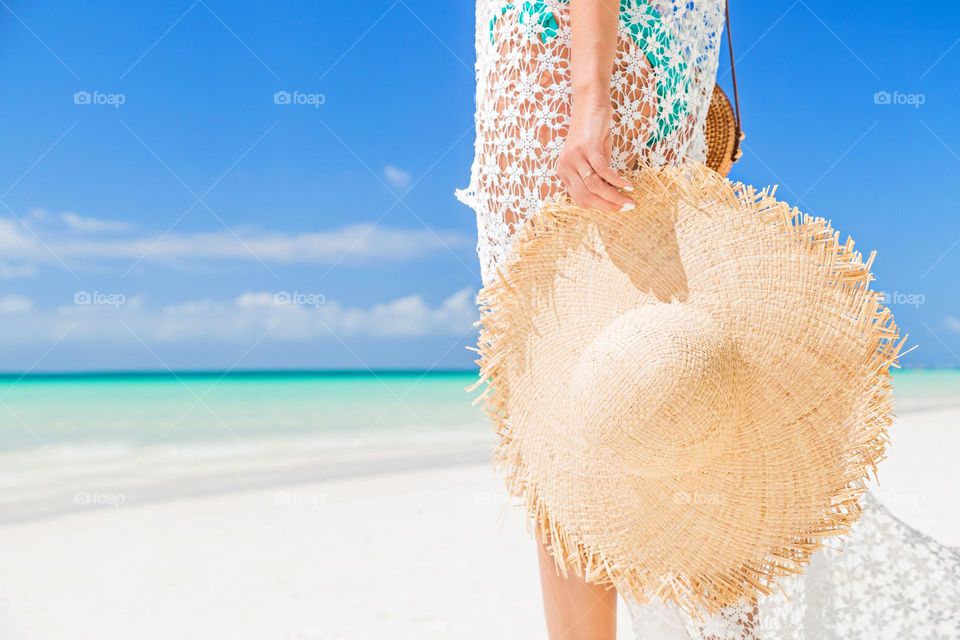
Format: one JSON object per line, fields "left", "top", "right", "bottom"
{"left": 0, "top": 0, "right": 958, "bottom": 372}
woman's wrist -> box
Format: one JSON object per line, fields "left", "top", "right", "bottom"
{"left": 572, "top": 80, "right": 611, "bottom": 104}
{"left": 572, "top": 85, "right": 612, "bottom": 120}
{"left": 559, "top": 0, "right": 632, "bottom": 212}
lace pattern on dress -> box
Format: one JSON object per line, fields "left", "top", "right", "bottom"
{"left": 458, "top": 0, "right": 725, "bottom": 284}
{"left": 627, "top": 493, "right": 960, "bottom": 639}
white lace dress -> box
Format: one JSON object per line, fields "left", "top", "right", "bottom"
{"left": 458, "top": 1, "right": 960, "bottom": 637}
{"left": 457, "top": 0, "right": 724, "bottom": 284}
{"left": 628, "top": 494, "right": 960, "bottom": 639}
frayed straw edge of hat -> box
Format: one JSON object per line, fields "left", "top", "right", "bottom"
{"left": 470, "top": 161, "right": 907, "bottom": 618}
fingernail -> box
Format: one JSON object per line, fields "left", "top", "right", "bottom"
{"left": 620, "top": 202, "right": 635, "bottom": 212}
{"left": 622, "top": 184, "right": 634, "bottom": 192}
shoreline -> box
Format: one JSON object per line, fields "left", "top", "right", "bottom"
{"left": 1, "top": 400, "right": 959, "bottom": 527}
{"left": 0, "top": 447, "right": 492, "bottom": 526}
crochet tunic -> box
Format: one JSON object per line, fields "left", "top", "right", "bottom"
{"left": 457, "top": 0, "right": 725, "bottom": 283}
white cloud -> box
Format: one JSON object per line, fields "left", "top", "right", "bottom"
{"left": 384, "top": 164, "right": 413, "bottom": 190}
{"left": 0, "top": 218, "right": 37, "bottom": 250}
{"left": 0, "top": 262, "right": 36, "bottom": 279}
{"left": 25, "top": 208, "right": 49, "bottom": 223}
{"left": 60, "top": 211, "right": 132, "bottom": 233}
{"left": 0, "top": 217, "right": 471, "bottom": 266}
{"left": 0, "top": 288, "right": 477, "bottom": 344}
{"left": 0, "top": 295, "right": 34, "bottom": 314}
{"left": 944, "top": 316, "right": 960, "bottom": 332}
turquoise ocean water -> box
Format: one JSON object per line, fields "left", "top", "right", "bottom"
{"left": 0, "top": 370, "right": 489, "bottom": 520}
{"left": 0, "top": 370, "right": 485, "bottom": 450}
{"left": 0, "top": 368, "right": 958, "bottom": 450}
{"left": 0, "top": 368, "right": 957, "bottom": 521}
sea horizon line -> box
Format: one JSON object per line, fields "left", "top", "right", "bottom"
{"left": 0, "top": 368, "right": 479, "bottom": 381}
{"left": 0, "top": 365, "right": 955, "bottom": 381}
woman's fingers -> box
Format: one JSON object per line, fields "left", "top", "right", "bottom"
{"left": 584, "top": 172, "right": 634, "bottom": 211}
{"left": 563, "top": 160, "right": 634, "bottom": 212}
{"left": 559, "top": 169, "right": 615, "bottom": 212}
{"left": 558, "top": 147, "right": 635, "bottom": 212}
{"left": 587, "top": 150, "right": 634, "bottom": 193}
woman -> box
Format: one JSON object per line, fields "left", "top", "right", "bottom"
{"left": 457, "top": 0, "right": 724, "bottom": 636}
{"left": 457, "top": 1, "right": 960, "bottom": 638}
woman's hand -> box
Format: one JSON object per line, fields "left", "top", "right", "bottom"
{"left": 560, "top": 0, "right": 635, "bottom": 213}
{"left": 557, "top": 103, "right": 635, "bottom": 212}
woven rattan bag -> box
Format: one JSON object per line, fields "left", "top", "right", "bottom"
{"left": 706, "top": 2, "right": 743, "bottom": 176}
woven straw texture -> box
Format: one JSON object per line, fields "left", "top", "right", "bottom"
{"left": 705, "top": 85, "right": 738, "bottom": 176}
{"left": 472, "top": 161, "right": 905, "bottom": 617}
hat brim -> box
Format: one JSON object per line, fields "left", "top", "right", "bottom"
{"left": 473, "top": 161, "right": 905, "bottom": 616}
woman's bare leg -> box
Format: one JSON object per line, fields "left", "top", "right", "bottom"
{"left": 537, "top": 539, "right": 617, "bottom": 639}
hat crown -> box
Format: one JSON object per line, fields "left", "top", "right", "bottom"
{"left": 570, "top": 304, "right": 738, "bottom": 476}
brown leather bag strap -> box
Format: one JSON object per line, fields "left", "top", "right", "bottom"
{"left": 725, "top": 1, "right": 743, "bottom": 155}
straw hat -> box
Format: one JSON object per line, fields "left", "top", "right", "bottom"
{"left": 473, "top": 162, "right": 906, "bottom": 616}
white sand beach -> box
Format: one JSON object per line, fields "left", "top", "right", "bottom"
{"left": 0, "top": 403, "right": 957, "bottom": 640}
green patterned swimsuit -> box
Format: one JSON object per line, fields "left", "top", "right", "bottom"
{"left": 489, "top": 0, "right": 690, "bottom": 146}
